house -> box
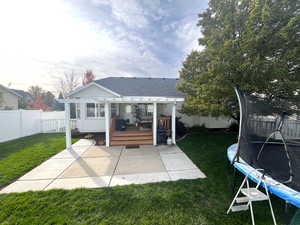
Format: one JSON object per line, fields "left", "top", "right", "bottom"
{"left": 10, "top": 89, "right": 34, "bottom": 107}
{"left": 60, "top": 77, "right": 230, "bottom": 148}
{"left": 0, "top": 84, "right": 21, "bottom": 110}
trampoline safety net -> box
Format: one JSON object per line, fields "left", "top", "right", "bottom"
{"left": 234, "top": 87, "right": 300, "bottom": 192}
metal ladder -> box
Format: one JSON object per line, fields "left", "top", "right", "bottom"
{"left": 227, "top": 169, "right": 277, "bottom": 225}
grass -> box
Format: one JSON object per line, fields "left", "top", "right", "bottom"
{"left": 0, "top": 134, "right": 78, "bottom": 188}
{"left": 0, "top": 129, "right": 286, "bottom": 225}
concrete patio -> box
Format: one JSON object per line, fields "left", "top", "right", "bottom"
{"left": 0, "top": 139, "right": 206, "bottom": 194}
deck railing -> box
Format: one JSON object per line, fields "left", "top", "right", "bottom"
{"left": 42, "top": 119, "right": 77, "bottom": 133}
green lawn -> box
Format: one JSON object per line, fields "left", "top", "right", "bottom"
{"left": 0, "top": 130, "right": 286, "bottom": 225}
{"left": 0, "top": 134, "right": 78, "bottom": 188}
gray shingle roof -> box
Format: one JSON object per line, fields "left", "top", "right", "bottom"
{"left": 94, "top": 77, "right": 184, "bottom": 98}
{"left": 11, "top": 89, "right": 33, "bottom": 100}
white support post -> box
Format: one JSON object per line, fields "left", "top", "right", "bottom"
{"left": 153, "top": 102, "right": 157, "bottom": 146}
{"left": 105, "top": 102, "right": 110, "bottom": 147}
{"left": 172, "top": 103, "right": 176, "bottom": 144}
{"left": 65, "top": 103, "right": 72, "bottom": 150}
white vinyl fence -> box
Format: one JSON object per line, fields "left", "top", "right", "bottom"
{"left": 0, "top": 110, "right": 75, "bottom": 143}
{"left": 248, "top": 118, "right": 300, "bottom": 139}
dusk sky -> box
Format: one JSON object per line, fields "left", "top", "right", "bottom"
{"left": 0, "top": 0, "right": 208, "bottom": 94}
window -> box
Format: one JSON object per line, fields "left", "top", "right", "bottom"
{"left": 111, "top": 103, "right": 118, "bottom": 117}
{"left": 70, "top": 103, "right": 80, "bottom": 119}
{"left": 137, "top": 104, "right": 153, "bottom": 117}
{"left": 146, "top": 105, "right": 153, "bottom": 116}
{"left": 125, "top": 104, "right": 132, "bottom": 113}
{"left": 86, "top": 103, "right": 105, "bottom": 118}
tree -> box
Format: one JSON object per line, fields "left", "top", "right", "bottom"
{"left": 178, "top": 0, "right": 300, "bottom": 117}
{"left": 28, "top": 86, "right": 55, "bottom": 111}
{"left": 52, "top": 92, "right": 65, "bottom": 111}
{"left": 43, "top": 91, "right": 55, "bottom": 108}
{"left": 58, "top": 71, "right": 80, "bottom": 97}
{"left": 28, "top": 86, "right": 44, "bottom": 100}
{"left": 31, "top": 97, "right": 51, "bottom": 111}
{"left": 82, "top": 70, "right": 95, "bottom": 85}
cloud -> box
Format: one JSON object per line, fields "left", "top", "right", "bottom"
{"left": 0, "top": 0, "right": 208, "bottom": 93}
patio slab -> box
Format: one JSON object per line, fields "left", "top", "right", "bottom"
{"left": 168, "top": 169, "right": 206, "bottom": 181}
{"left": 59, "top": 157, "right": 118, "bottom": 178}
{"left": 72, "top": 139, "right": 95, "bottom": 147}
{"left": 160, "top": 152, "right": 198, "bottom": 171}
{"left": 0, "top": 141, "right": 206, "bottom": 193}
{"left": 81, "top": 146, "right": 122, "bottom": 158}
{"left": 121, "top": 146, "right": 160, "bottom": 157}
{"left": 110, "top": 172, "right": 170, "bottom": 186}
{"left": 157, "top": 145, "right": 183, "bottom": 154}
{"left": 51, "top": 148, "right": 86, "bottom": 159}
{"left": 115, "top": 154, "right": 165, "bottom": 175}
{"left": 1, "top": 179, "right": 53, "bottom": 193}
{"left": 45, "top": 176, "right": 111, "bottom": 190}
{"left": 19, "top": 158, "right": 75, "bottom": 180}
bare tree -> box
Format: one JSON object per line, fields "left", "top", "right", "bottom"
{"left": 28, "top": 86, "right": 44, "bottom": 100}
{"left": 58, "top": 71, "right": 80, "bottom": 97}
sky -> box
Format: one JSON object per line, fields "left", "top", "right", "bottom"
{"left": 0, "top": 0, "right": 208, "bottom": 95}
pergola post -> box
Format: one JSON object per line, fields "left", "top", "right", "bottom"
{"left": 172, "top": 103, "right": 176, "bottom": 144}
{"left": 105, "top": 102, "right": 110, "bottom": 147}
{"left": 153, "top": 102, "right": 157, "bottom": 146}
{"left": 65, "top": 103, "right": 72, "bottom": 150}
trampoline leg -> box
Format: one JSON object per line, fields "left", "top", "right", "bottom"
{"left": 285, "top": 201, "right": 290, "bottom": 225}
{"left": 232, "top": 167, "right": 237, "bottom": 194}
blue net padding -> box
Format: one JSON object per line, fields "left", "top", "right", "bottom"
{"left": 228, "top": 144, "right": 300, "bottom": 208}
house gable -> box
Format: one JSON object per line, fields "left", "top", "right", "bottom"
{"left": 0, "top": 85, "right": 19, "bottom": 109}
{"left": 69, "top": 83, "right": 120, "bottom": 98}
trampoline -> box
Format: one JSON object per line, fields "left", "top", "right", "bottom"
{"left": 228, "top": 87, "right": 300, "bottom": 209}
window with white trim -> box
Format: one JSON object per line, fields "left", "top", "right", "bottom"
{"left": 86, "top": 103, "right": 105, "bottom": 118}
{"left": 70, "top": 103, "right": 81, "bottom": 119}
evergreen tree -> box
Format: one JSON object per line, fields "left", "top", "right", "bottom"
{"left": 178, "top": 0, "right": 300, "bottom": 117}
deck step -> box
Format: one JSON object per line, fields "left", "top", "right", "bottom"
{"left": 111, "top": 136, "right": 153, "bottom": 141}
{"left": 110, "top": 139, "right": 153, "bottom": 146}
{"left": 112, "top": 131, "right": 152, "bottom": 137}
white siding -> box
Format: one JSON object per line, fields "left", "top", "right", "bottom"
{"left": 68, "top": 84, "right": 230, "bottom": 130}
{"left": 75, "top": 103, "right": 105, "bottom": 132}
{"left": 68, "top": 84, "right": 117, "bottom": 132}
{"left": 70, "top": 84, "right": 116, "bottom": 98}
{"left": 0, "top": 86, "right": 19, "bottom": 110}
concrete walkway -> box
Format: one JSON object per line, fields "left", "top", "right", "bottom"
{"left": 0, "top": 139, "right": 206, "bottom": 193}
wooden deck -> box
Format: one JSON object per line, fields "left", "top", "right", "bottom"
{"left": 110, "top": 130, "right": 153, "bottom": 146}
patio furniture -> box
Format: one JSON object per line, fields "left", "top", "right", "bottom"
{"left": 116, "top": 119, "right": 127, "bottom": 131}
{"left": 157, "top": 128, "right": 167, "bottom": 144}
{"left": 158, "top": 116, "right": 171, "bottom": 137}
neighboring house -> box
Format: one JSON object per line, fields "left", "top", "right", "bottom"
{"left": 10, "top": 89, "right": 34, "bottom": 107}
{"left": 60, "top": 77, "right": 230, "bottom": 148}
{"left": 0, "top": 85, "right": 21, "bottom": 110}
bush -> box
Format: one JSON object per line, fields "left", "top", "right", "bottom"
{"left": 176, "top": 117, "right": 187, "bottom": 138}
{"left": 228, "top": 120, "right": 239, "bottom": 132}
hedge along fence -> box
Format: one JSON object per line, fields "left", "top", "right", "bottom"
{"left": 0, "top": 110, "right": 74, "bottom": 143}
